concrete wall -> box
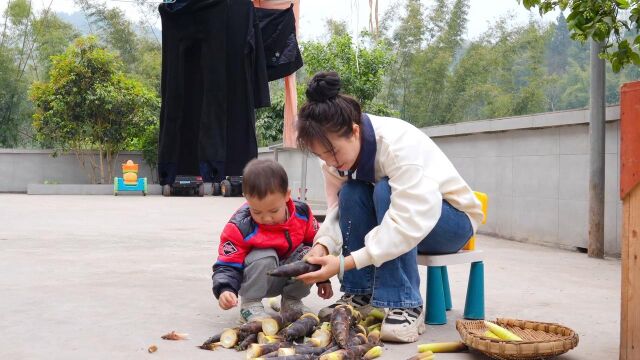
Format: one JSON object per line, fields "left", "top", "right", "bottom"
{"left": 426, "top": 107, "right": 621, "bottom": 256}
{"left": 1, "top": 106, "right": 622, "bottom": 255}
{"left": 261, "top": 106, "right": 622, "bottom": 256}
{"left": 258, "top": 148, "right": 327, "bottom": 209}
{"left": 0, "top": 150, "right": 154, "bottom": 192}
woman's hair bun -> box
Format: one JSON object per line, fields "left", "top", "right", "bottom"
{"left": 305, "top": 71, "right": 341, "bottom": 102}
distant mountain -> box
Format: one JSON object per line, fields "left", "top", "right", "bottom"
{"left": 56, "top": 11, "right": 92, "bottom": 35}
{"left": 55, "top": 11, "right": 162, "bottom": 41}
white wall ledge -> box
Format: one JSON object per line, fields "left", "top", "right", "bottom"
{"left": 423, "top": 105, "right": 620, "bottom": 138}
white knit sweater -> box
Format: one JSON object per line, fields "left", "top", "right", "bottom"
{"left": 314, "top": 114, "right": 483, "bottom": 269}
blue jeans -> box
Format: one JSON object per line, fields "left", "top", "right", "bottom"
{"left": 339, "top": 178, "right": 473, "bottom": 308}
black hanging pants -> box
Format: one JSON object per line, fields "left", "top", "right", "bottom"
{"left": 158, "top": 0, "right": 269, "bottom": 185}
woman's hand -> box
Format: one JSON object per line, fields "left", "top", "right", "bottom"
{"left": 297, "top": 255, "right": 340, "bottom": 285}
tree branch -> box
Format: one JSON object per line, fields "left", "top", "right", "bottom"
{"left": 0, "top": 0, "right": 11, "bottom": 48}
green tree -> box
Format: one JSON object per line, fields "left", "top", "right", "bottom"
{"left": 521, "top": 0, "right": 640, "bottom": 72}
{"left": 129, "top": 117, "right": 159, "bottom": 183}
{"left": 133, "top": 39, "right": 162, "bottom": 94}
{"left": 437, "top": 0, "right": 468, "bottom": 50}
{"left": 32, "top": 12, "right": 79, "bottom": 80}
{"left": 377, "top": 0, "right": 402, "bottom": 41}
{"left": 75, "top": 0, "right": 162, "bottom": 94}
{"left": 75, "top": 0, "right": 140, "bottom": 73}
{"left": 544, "top": 13, "right": 572, "bottom": 110}
{"left": 434, "top": 18, "right": 553, "bottom": 122}
{"left": 256, "top": 91, "right": 285, "bottom": 147}
{"left": 546, "top": 12, "right": 571, "bottom": 74}
{"left": 382, "top": 2, "right": 638, "bottom": 125}
{"left": 0, "top": 45, "right": 28, "bottom": 147}
{"left": 384, "top": 0, "right": 425, "bottom": 118}
{"left": 3, "top": 0, "right": 30, "bottom": 29}
{"left": 30, "top": 36, "right": 159, "bottom": 183}
{"left": 543, "top": 13, "right": 639, "bottom": 110}
{"left": 0, "top": 0, "right": 34, "bottom": 147}
{"left": 301, "top": 32, "right": 394, "bottom": 110}
{"left": 325, "top": 19, "right": 349, "bottom": 38}
{"left": 443, "top": 42, "right": 495, "bottom": 121}
{"left": 425, "top": 0, "right": 450, "bottom": 42}
{"left": 0, "top": 1, "right": 78, "bottom": 147}
{"left": 408, "top": 0, "right": 469, "bottom": 126}
{"left": 557, "top": 58, "right": 590, "bottom": 109}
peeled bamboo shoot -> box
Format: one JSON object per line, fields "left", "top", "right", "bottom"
{"left": 220, "top": 328, "right": 240, "bottom": 348}
{"left": 319, "top": 343, "right": 375, "bottom": 360}
{"left": 363, "top": 345, "right": 383, "bottom": 360}
{"left": 262, "top": 309, "right": 304, "bottom": 336}
{"left": 483, "top": 330, "right": 501, "bottom": 340}
{"left": 417, "top": 341, "right": 467, "bottom": 353}
{"left": 484, "top": 321, "right": 523, "bottom": 341}
{"left": 406, "top": 351, "right": 435, "bottom": 360}
{"left": 246, "top": 342, "right": 292, "bottom": 359}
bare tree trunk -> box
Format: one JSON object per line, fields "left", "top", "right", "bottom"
{"left": 0, "top": 0, "right": 46, "bottom": 141}
{"left": 27, "top": 0, "right": 54, "bottom": 82}
{"left": 107, "top": 149, "right": 119, "bottom": 183}
{"left": 368, "top": 0, "right": 379, "bottom": 38}
{"left": 15, "top": 0, "right": 33, "bottom": 78}
{"left": 74, "top": 146, "right": 95, "bottom": 184}
{"left": 0, "top": 1, "right": 10, "bottom": 47}
{"left": 0, "top": 0, "right": 32, "bottom": 135}
{"left": 113, "top": 151, "right": 119, "bottom": 181}
{"left": 106, "top": 149, "right": 112, "bottom": 182}
{"left": 86, "top": 149, "right": 99, "bottom": 184}
{"left": 375, "top": 0, "right": 378, "bottom": 37}
{"left": 369, "top": 0, "right": 373, "bottom": 34}
{"left": 98, "top": 144, "right": 105, "bottom": 184}
{"left": 135, "top": 0, "right": 160, "bottom": 46}
{"left": 30, "top": 56, "right": 39, "bottom": 80}
{"left": 401, "top": 76, "right": 408, "bottom": 119}
{"left": 386, "top": 54, "right": 405, "bottom": 106}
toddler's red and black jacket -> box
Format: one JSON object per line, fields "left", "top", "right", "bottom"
{"left": 211, "top": 199, "right": 319, "bottom": 298}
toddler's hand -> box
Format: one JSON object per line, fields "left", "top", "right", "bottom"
{"left": 316, "top": 281, "right": 333, "bottom": 299}
{"left": 219, "top": 291, "right": 238, "bottom": 310}
{"left": 304, "top": 243, "right": 328, "bottom": 260}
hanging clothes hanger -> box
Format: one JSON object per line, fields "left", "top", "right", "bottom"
{"left": 109, "top": 0, "right": 176, "bottom": 4}
{"left": 253, "top": 0, "right": 294, "bottom": 7}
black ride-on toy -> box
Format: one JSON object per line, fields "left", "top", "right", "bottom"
{"left": 215, "top": 176, "right": 243, "bottom": 197}
{"left": 162, "top": 175, "right": 205, "bottom": 197}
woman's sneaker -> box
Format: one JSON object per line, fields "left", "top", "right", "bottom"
{"left": 240, "top": 300, "right": 270, "bottom": 323}
{"left": 380, "top": 307, "right": 426, "bottom": 343}
{"left": 317, "top": 293, "right": 379, "bottom": 320}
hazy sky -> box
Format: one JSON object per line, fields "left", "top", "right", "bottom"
{"left": 0, "top": 0, "right": 559, "bottom": 41}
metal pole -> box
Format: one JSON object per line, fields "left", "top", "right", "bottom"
{"left": 300, "top": 152, "right": 308, "bottom": 201}
{"left": 588, "top": 39, "right": 606, "bottom": 259}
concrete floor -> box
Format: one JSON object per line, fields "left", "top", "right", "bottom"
{"left": 0, "top": 194, "right": 620, "bottom": 360}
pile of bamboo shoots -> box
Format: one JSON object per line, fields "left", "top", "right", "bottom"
{"left": 199, "top": 304, "right": 386, "bottom": 360}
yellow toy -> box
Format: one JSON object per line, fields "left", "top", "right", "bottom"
{"left": 114, "top": 160, "right": 147, "bottom": 196}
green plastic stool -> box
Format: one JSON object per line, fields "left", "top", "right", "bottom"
{"left": 421, "top": 191, "right": 488, "bottom": 324}
{"left": 419, "top": 251, "right": 486, "bottom": 325}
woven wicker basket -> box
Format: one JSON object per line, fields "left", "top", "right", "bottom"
{"left": 456, "top": 318, "right": 579, "bottom": 360}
